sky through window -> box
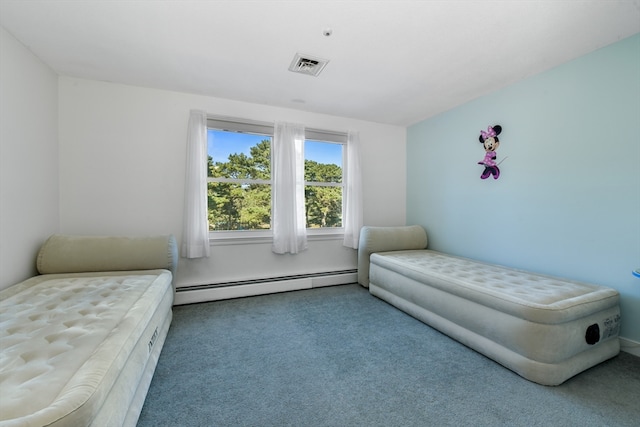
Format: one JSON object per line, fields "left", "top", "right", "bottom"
{"left": 207, "top": 130, "right": 342, "bottom": 166}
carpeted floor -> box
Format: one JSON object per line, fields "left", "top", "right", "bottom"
{"left": 138, "top": 284, "right": 640, "bottom": 427}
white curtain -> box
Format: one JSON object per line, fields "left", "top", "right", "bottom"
{"left": 343, "top": 130, "right": 363, "bottom": 249}
{"left": 181, "top": 110, "right": 210, "bottom": 258}
{"left": 272, "top": 122, "right": 307, "bottom": 254}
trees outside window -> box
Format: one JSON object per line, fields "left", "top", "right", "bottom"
{"left": 207, "top": 128, "right": 344, "bottom": 232}
{"left": 304, "top": 140, "right": 343, "bottom": 228}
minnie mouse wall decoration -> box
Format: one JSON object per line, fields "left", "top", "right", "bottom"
{"left": 478, "top": 125, "right": 504, "bottom": 179}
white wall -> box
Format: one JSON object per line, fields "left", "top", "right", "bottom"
{"left": 0, "top": 27, "right": 59, "bottom": 290}
{"left": 58, "top": 77, "right": 406, "bottom": 293}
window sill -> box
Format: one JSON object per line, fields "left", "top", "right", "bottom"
{"left": 209, "top": 229, "right": 345, "bottom": 246}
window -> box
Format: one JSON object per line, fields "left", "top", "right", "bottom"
{"left": 207, "top": 128, "right": 272, "bottom": 231}
{"left": 304, "top": 140, "right": 343, "bottom": 228}
{"left": 206, "top": 117, "right": 345, "bottom": 236}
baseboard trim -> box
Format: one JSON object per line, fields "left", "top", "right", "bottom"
{"left": 620, "top": 337, "right": 640, "bottom": 357}
{"left": 174, "top": 270, "right": 357, "bottom": 305}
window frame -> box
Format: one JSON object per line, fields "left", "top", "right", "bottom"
{"left": 206, "top": 116, "right": 347, "bottom": 245}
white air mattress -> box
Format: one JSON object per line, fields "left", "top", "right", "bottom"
{"left": 369, "top": 250, "right": 620, "bottom": 385}
{"left": 0, "top": 270, "right": 173, "bottom": 427}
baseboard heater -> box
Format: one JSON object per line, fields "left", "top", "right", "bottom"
{"left": 174, "top": 269, "right": 358, "bottom": 305}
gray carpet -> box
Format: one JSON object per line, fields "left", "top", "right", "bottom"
{"left": 138, "top": 284, "right": 640, "bottom": 427}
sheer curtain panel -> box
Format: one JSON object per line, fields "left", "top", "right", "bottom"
{"left": 181, "top": 110, "right": 210, "bottom": 258}
{"left": 343, "top": 130, "right": 364, "bottom": 249}
{"left": 272, "top": 122, "right": 308, "bottom": 254}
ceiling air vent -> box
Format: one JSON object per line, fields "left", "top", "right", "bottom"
{"left": 289, "top": 53, "right": 329, "bottom": 77}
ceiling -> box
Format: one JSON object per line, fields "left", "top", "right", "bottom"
{"left": 1, "top": 1, "right": 639, "bottom": 126}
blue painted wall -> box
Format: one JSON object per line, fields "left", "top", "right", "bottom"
{"left": 407, "top": 34, "right": 640, "bottom": 342}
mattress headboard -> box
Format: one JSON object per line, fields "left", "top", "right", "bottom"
{"left": 357, "top": 225, "right": 428, "bottom": 288}
{"left": 37, "top": 234, "right": 178, "bottom": 278}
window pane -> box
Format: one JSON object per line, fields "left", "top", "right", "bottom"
{"left": 304, "top": 140, "right": 342, "bottom": 183}
{"left": 208, "top": 130, "right": 271, "bottom": 180}
{"left": 304, "top": 140, "right": 343, "bottom": 229}
{"left": 208, "top": 182, "right": 271, "bottom": 231}
{"left": 305, "top": 185, "right": 342, "bottom": 228}
{"left": 207, "top": 129, "right": 272, "bottom": 231}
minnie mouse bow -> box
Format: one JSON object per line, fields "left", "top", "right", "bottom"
{"left": 480, "top": 126, "right": 496, "bottom": 140}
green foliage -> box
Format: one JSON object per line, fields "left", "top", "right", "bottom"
{"left": 304, "top": 160, "right": 342, "bottom": 183}
{"left": 208, "top": 139, "right": 342, "bottom": 230}
{"left": 305, "top": 185, "right": 342, "bottom": 228}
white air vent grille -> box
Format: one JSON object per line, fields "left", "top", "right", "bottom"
{"left": 289, "top": 53, "right": 329, "bottom": 77}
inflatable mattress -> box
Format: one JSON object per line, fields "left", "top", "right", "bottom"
{"left": 369, "top": 249, "right": 620, "bottom": 385}
{"left": 0, "top": 234, "right": 177, "bottom": 426}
